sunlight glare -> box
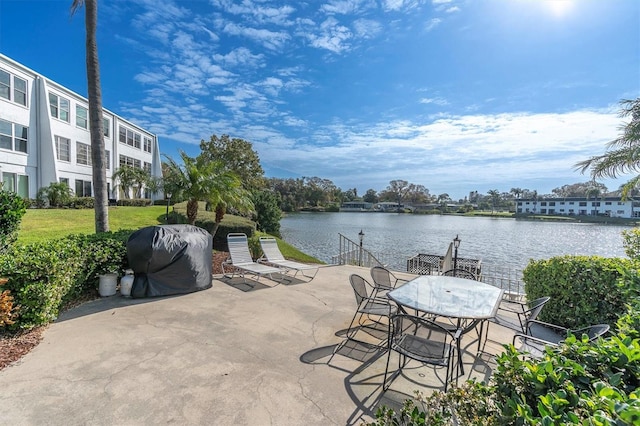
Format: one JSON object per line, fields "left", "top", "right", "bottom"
{"left": 545, "top": 0, "right": 574, "bottom": 17}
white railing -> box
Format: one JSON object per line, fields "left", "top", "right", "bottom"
{"left": 331, "top": 238, "right": 526, "bottom": 297}
{"left": 331, "top": 233, "right": 385, "bottom": 268}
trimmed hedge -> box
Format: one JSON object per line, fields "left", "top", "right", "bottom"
{"left": 116, "top": 198, "right": 152, "bottom": 207}
{"left": 523, "top": 256, "right": 633, "bottom": 329}
{"left": 0, "top": 231, "right": 131, "bottom": 330}
{"left": 171, "top": 202, "right": 256, "bottom": 251}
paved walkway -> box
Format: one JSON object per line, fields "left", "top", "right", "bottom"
{"left": 0, "top": 265, "right": 515, "bottom": 425}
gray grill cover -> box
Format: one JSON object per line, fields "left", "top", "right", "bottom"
{"left": 127, "top": 225, "right": 213, "bottom": 298}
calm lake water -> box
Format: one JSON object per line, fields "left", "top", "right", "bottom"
{"left": 280, "top": 212, "right": 630, "bottom": 270}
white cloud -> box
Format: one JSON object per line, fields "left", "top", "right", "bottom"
{"left": 212, "top": 0, "right": 295, "bottom": 25}
{"left": 320, "top": 0, "right": 372, "bottom": 15}
{"left": 223, "top": 22, "right": 290, "bottom": 50}
{"left": 213, "top": 47, "right": 265, "bottom": 68}
{"left": 420, "top": 97, "right": 449, "bottom": 106}
{"left": 304, "top": 17, "right": 353, "bottom": 53}
{"left": 255, "top": 109, "right": 620, "bottom": 196}
{"left": 425, "top": 18, "right": 442, "bottom": 31}
{"left": 352, "top": 18, "right": 383, "bottom": 39}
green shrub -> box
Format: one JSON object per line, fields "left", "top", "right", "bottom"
{"left": 622, "top": 228, "right": 640, "bottom": 261}
{"left": 36, "top": 182, "right": 73, "bottom": 208}
{"left": 0, "top": 231, "right": 131, "bottom": 330}
{"left": 0, "top": 190, "right": 27, "bottom": 254}
{"left": 116, "top": 198, "right": 152, "bottom": 207}
{"left": 369, "top": 333, "right": 640, "bottom": 425}
{"left": 523, "top": 256, "right": 632, "bottom": 329}
{"left": 0, "top": 239, "right": 84, "bottom": 329}
{"left": 72, "top": 197, "right": 95, "bottom": 209}
{"left": 325, "top": 203, "right": 340, "bottom": 212}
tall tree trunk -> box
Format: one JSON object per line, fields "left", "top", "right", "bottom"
{"left": 187, "top": 199, "right": 198, "bottom": 225}
{"left": 84, "top": 0, "right": 109, "bottom": 233}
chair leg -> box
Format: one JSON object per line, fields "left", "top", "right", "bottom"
{"left": 383, "top": 346, "right": 396, "bottom": 391}
{"left": 344, "top": 311, "right": 362, "bottom": 341}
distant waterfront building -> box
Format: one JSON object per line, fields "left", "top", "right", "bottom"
{"left": 517, "top": 197, "right": 640, "bottom": 218}
{"left": 0, "top": 53, "right": 162, "bottom": 200}
{"left": 340, "top": 201, "right": 373, "bottom": 211}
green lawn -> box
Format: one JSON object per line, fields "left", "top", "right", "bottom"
{"left": 17, "top": 207, "right": 322, "bottom": 263}
{"left": 18, "top": 206, "right": 168, "bottom": 244}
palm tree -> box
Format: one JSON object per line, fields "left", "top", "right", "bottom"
{"left": 112, "top": 165, "right": 142, "bottom": 199}
{"left": 163, "top": 151, "right": 253, "bottom": 234}
{"left": 71, "top": 0, "right": 108, "bottom": 232}
{"left": 575, "top": 98, "right": 640, "bottom": 199}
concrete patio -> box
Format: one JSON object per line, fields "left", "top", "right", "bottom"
{"left": 0, "top": 264, "right": 515, "bottom": 425}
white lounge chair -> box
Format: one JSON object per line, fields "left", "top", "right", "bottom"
{"left": 258, "top": 237, "right": 319, "bottom": 281}
{"left": 222, "top": 233, "right": 281, "bottom": 285}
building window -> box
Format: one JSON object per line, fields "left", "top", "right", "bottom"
{"left": 103, "top": 117, "right": 110, "bottom": 137}
{"left": 14, "top": 124, "right": 27, "bottom": 153}
{"left": 76, "top": 105, "right": 88, "bottom": 129}
{"left": 579, "top": 202, "right": 587, "bottom": 206}
{"left": 144, "top": 162, "right": 151, "bottom": 173}
{"left": 0, "top": 69, "right": 27, "bottom": 106}
{"left": 106, "top": 150, "right": 110, "bottom": 170}
{"left": 0, "top": 119, "right": 12, "bottom": 150}
{"left": 144, "top": 137, "right": 152, "bottom": 153}
{"left": 49, "top": 93, "right": 70, "bottom": 122}
{"left": 549, "top": 202, "right": 555, "bottom": 206}
{"left": 605, "top": 201, "right": 612, "bottom": 205}
{"left": 119, "top": 154, "right": 141, "bottom": 168}
{"left": 2, "top": 172, "right": 29, "bottom": 198}
{"left": 541, "top": 202, "right": 547, "bottom": 206}
{"left": 55, "top": 136, "right": 71, "bottom": 161}
{"left": 0, "top": 119, "right": 28, "bottom": 153}
{"left": 0, "top": 70, "right": 9, "bottom": 101}
{"left": 119, "top": 125, "right": 142, "bottom": 149}
{"left": 60, "top": 177, "right": 69, "bottom": 186}
{"left": 76, "top": 142, "right": 92, "bottom": 166}
{"left": 75, "top": 179, "right": 92, "bottom": 197}
{"left": 13, "top": 77, "right": 26, "bottom": 106}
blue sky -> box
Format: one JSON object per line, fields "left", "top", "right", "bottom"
{"left": 1, "top": 0, "right": 639, "bottom": 199}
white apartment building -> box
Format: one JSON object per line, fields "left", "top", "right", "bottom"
{"left": 0, "top": 54, "right": 162, "bottom": 200}
{"left": 516, "top": 197, "right": 640, "bottom": 218}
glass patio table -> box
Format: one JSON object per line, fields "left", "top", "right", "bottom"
{"left": 387, "top": 275, "right": 504, "bottom": 353}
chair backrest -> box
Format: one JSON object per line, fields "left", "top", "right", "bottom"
{"left": 227, "top": 233, "right": 253, "bottom": 264}
{"left": 370, "top": 266, "right": 394, "bottom": 291}
{"left": 442, "top": 269, "right": 477, "bottom": 280}
{"left": 389, "top": 313, "right": 459, "bottom": 357}
{"left": 259, "top": 237, "right": 285, "bottom": 262}
{"left": 525, "top": 296, "right": 551, "bottom": 323}
{"left": 349, "top": 274, "right": 372, "bottom": 306}
{"left": 583, "top": 324, "right": 610, "bottom": 341}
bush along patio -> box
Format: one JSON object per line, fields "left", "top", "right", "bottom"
{"left": 0, "top": 231, "right": 130, "bottom": 330}
{"left": 369, "top": 253, "right": 640, "bottom": 425}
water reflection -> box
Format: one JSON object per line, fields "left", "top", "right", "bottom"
{"left": 280, "top": 213, "right": 628, "bottom": 269}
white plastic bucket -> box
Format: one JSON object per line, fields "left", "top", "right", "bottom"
{"left": 98, "top": 274, "right": 118, "bottom": 297}
{"left": 120, "top": 271, "right": 134, "bottom": 297}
